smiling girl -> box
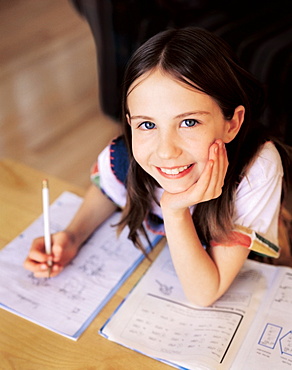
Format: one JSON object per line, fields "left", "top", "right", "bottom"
{"left": 25, "top": 27, "right": 289, "bottom": 306}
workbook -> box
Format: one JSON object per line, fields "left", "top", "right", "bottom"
{"left": 100, "top": 245, "right": 292, "bottom": 369}
{"left": 0, "top": 192, "right": 161, "bottom": 340}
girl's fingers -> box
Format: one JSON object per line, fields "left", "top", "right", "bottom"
{"left": 218, "top": 140, "right": 229, "bottom": 187}
{"left": 23, "top": 257, "right": 47, "bottom": 272}
{"left": 30, "top": 263, "right": 63, "bottom": 278}
{"left": 202, "top": 140, "right": 228, "bottom": 200}
{"left": 207, "top": 143, "right": 220, "bottom": 195}
{"left": 26, "top": 237, "right": 50, "bottom": 263}
{"left": 192, "top": 159, "right": 214, "bottom": 199}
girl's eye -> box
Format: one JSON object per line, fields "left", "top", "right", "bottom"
{"left": 139, "top": 121, "right": 156, "bottom": 130}
{"left": 181, "top": 119, "right": 199, "bottom": 127}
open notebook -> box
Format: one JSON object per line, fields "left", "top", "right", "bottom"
{"left": 0, "top": 191, "right": 161, "bottom": 340}
{"left": 100, "top": 244, "right": 292, "bottom": 369}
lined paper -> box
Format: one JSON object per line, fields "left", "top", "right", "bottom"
{"left": 0, "top": 192, "right": 161, "bottom": 340}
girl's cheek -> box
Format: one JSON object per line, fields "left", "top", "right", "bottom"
{"left": 132, "top": 145, "right": 143, "bottom": 166}
{"left": 195, "top": 163, "right": 207, "bottom": 181}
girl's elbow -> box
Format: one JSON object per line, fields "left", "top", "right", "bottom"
{"left": 184, "top": 285, "right": 225, "bottom": 307}
{"left": 185, "top": 292, "right": 219, "bottom": 307}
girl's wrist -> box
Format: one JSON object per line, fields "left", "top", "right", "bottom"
{"left": 161, "top": 205, "right": 191, "bottom": 221}
{"left": 63, "top": 229, "right": 83, "bottom": 251}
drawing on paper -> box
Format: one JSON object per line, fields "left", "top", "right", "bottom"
{"left": 155, "top": 280, "right": 173, "bottom": 296}
{"left": 280, "top": 331, "right": 292, "bottom": 356}
{"left": 100, "top": 239, "right": 123, "bottom": 258}
{"left": 59, "top": 277, "right": 86, "bottom": 301}
{"left": 272, "top": 273, "right": 292, "bottom": 312}
{"left": 78, "top": 255, "right": 105, "bottom": 279}
{"left": 27, "top": 272, "right": 50, "bottom": 287}
{"left": 258, "top": 323, "right": 282, "bottom": 349}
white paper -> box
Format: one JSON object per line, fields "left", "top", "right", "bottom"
{"left": 0, "top": 192, "right": 161, "bottom": 340}
{"left": 231, "top": 269, "right": 292, "bottom": 369}
{"left": 100, "top": 245, "right": 291, "bottom": 369}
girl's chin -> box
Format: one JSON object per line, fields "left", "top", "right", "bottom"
{"left": 157, "top": 180, "right": 196, "bottom": 195}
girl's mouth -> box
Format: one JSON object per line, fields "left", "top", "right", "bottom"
{"left": 158, "top": 164, "right": 193, "bottom": 176}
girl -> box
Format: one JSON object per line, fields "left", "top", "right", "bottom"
{"left": 24, "top": 27, "right": 288, "bottom": 307}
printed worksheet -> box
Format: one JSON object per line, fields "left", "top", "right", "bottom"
{"left": 100, "top": 245, "right": 291, "bottom": 369}
{"left": 0, "top": 192, "right": 161, "bottom": 340}
{"left": 231, "top": 269, "right": 292, "bottom": 369}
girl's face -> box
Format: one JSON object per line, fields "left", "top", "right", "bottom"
{"left": 127, "top": 69, "right": 241, "bottom": 194}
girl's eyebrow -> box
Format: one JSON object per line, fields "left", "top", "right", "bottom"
{"left": 176, "top": 111, "right": 210, "bottom": 118}
{"left": 130, "top": 111, "right": 210, "bottom": 121}
{"left": 129, "top": 115, "right": 154, "bottom": 121}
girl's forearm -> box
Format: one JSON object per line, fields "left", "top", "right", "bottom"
{"left": 65, "top": 184, "right": 117, "bottom": 249}
{"left": 162, "top": 207, "right": 222, "bottom": 306}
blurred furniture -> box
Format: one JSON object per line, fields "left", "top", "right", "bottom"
{"left": 71, "top": 0, "right": 292, "bottom": 144}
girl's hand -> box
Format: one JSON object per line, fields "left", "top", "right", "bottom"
{"left": 160, "top": 140, "right": 228, "bottom": 212}
{"left": 23, "top": 230, "right": 79, "bottom": 278}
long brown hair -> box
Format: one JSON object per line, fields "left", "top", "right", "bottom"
{"left": 117, "top": 27, "right": 286, "bottom": 249}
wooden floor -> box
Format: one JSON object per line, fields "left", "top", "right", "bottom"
{"left": 0, "top": 0, "right": 121, "bottom": 189}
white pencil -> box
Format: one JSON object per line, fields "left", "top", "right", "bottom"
{"left": 42, "top": 179, "right": 52, "bottom": 277}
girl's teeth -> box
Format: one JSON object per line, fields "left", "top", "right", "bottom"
{"left": 160, "top": 165, "right": 188, "bottom": 175}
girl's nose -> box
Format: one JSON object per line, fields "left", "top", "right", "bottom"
{"left": 156, "top": 132, "right": 182, "bottom": 159}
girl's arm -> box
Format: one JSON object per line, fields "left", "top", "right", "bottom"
{"left": 64, "top": 184, "right": 117, "bottom": 247}
{"left": 160, "top": 140, "right": 249, "bottom": 306}
{"left": 24, "top": 184, "right": 117, "bottom": 277}
{"left": 162, "top": 207, "right": 249, "bottom": 306}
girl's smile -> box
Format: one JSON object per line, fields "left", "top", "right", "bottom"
{"left": 127, "top": 68, "right": 242, "bottom": 194}
{"left": 157, "top": 164, "right": 194, "bottom": 177}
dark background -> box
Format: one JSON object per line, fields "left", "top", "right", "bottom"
{"left": 71, "top": 0, "right": 292, "bottom": 145}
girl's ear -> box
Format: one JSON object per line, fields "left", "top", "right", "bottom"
{"left": 126, "top": 114, "right": 131, "bottom": 125}
{"left": 224, "top": 105, "right": 245, "bottom": 143}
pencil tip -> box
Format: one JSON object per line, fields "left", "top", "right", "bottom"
{"left": 42, "top": 179, "right": 48, "bottom": 188}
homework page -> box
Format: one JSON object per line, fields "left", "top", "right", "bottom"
{"left": 231, "top": 266, "right": 292, "bottom": 369}
{"left": 0, "top": 192, "right": 160, "bottom": 340}
{"left": 100, "top": 246, "right": 277, "bottom": 370}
